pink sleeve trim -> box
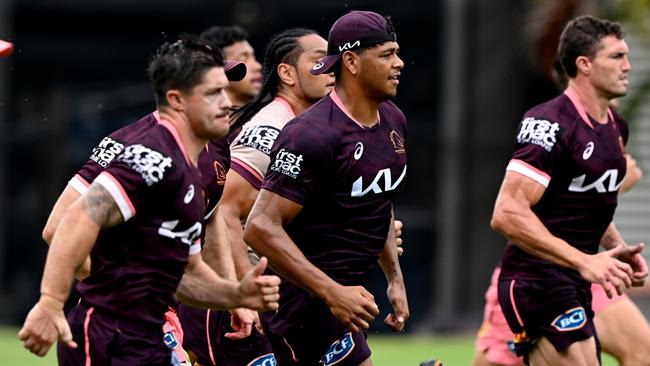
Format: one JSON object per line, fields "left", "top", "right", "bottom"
{"left": 231, "top": 158, "right": 264, "bottom": 183}
{"left": 94, "top": 172, "right": 136, "bottom": 221}
{"left": 506, "top": 159, "right": 550, "bottom": 187}
{"left": 68, "top": 174, "right": 90, "bottom": 195}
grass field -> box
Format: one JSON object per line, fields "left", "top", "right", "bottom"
{"left": 1, "top": 327, "right": 618, "bottom": 365}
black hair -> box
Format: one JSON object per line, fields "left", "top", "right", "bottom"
{"left": 230, "top": 28, "right": 318, "bottom": 129}
{"left": 558, "top": 15, "right": 625, "bottom": 78}
{"left": 199, "top": 25, "right": 249, "bottom": 49}
{"left": 147, "top": 34, "right": 225, "bottom": 106}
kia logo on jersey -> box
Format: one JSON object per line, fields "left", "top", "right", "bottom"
{"left": 568, "top": 169, "right": 623, "bottom": 193}
{"left": 351, "top": 165, "right": 407, "bottom": 197}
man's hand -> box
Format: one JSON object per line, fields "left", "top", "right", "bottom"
{"left": 225, "top": 308, "right": 255, "bottom": 340}
{"left": 384, "top": 280, "right": 409, "bottom": 332}
{"left": 237, "top": 257, "right": 280, "bottom": 312}
{"left": 18, "top": 295, "right": 77, "bottom": 357}
{"left": 578, "top": 245, "right": 634, "bottom": 298}
{"left": 324, "top": 285, "right": 380, "bottom": 333}
{"left": 394, "top": 219, "right": 404, "bottom": 256}
{"left": 616, "top": 243, "right": 648, "bottom": 287}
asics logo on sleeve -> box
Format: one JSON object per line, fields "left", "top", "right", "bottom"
{"left": 351, "top": 165, "right": 407, "bottom": 197}
{"left": 90, "top": 137, "right": 125, "bottom": 167}
{"left": 517, "top": 117, "right": 561, "bottom": 152}
{"left": 117, "top": 144, "right": 173, "bottom": 186}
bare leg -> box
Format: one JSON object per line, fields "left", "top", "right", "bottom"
{"left": 595, "top": 297, "right": 650, "bottom": 366}
{"left": 528, "top": 337, "right": 598, "bottom": 366}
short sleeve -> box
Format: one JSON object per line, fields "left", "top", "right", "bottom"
{"left": 230, "top": 124, "right": 281, "bottom": 189}
{"left": 94, "top": 144, "right": 174, "bottom": 221}
{"left": 506, "top": 116, "right": 564, "bottom": 187}
{"left": 261, "top": 122, "right": 332, "bottom": 205}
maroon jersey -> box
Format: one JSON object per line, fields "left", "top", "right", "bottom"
{"left": 198, "top": 138, "right": 230, "bottom": 219}
{"left": 77, "top": 120, "right": 206, "bottom": 327}
{"left": 261, "top": 89, "right": 407, "bottom": 331}
{"left": 69, "top": 111, "right": 230, "bottom": 220}
{"left": 500, "top": 87, "right": 628, "bottom": 284}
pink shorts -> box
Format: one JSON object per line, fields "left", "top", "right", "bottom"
{"left": 475, "top": 268, "right": 524, "bottom": 366}
{"left": 590, "top": 282, "right": 628, "bottom": 313}
{"left": 163, "top": 308, "right": 188, "bottom": 364}
{"left": 475, "top": 268, "right": 629, "bottom": 366}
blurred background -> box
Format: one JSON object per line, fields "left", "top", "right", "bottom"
{"left": 1, "top": 0, "right": 649, "bottom": 343}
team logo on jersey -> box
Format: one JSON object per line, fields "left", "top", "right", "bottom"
{"left": 551, "top": 307, "right": 586, "bottom": 331}
{"left": 184, "top": 184, "right": 195, "bottom": 204}
{"left": 568, "top": 169, "right": 623, "bottom": 193}
{"left": 237, "top": 125, "right": 281, "bottom": 155}
{"left": 90, "top": 136, "right": 125, "bottom": 167}
{"left": 213, "top": 161, "right": 226, "bottom": 185}
{"left": 116, "top": 144, "right": 173, "bottom": 186}
{"left": 516, "top": 117, "right": 561, "bottom": 152}
{"left": 320, "top": 332, "right": 355, "bottom": 365}
{"left": 247, "top": 353, "right": 276, "bottom": 366}
{"left": 354, "top": 142, "right": 364, "bottom": 160}
{"left": 351, "top": 165, "right": 407, "bottom": 197}
{"left": 582, "top": 141, "right": 595, "bottom": 160}
{"left": 390, "top": 130, "right": 406, "bottom": 154}
{"left": 270, "top": 148, "right": 303, "bottom": 179}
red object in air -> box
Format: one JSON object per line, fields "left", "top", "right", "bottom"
{"left": 0, "top": 39, "right": 14, "bottom": 57}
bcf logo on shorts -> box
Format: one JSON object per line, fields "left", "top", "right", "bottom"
{"left": 247, "top": 353, "right": 276, "bottom": 366}
{"left": 320, "top": 332, "right": 355, "bottom": 365}
{"left": 551, "top": 307, "right": 586, "bottom": 331}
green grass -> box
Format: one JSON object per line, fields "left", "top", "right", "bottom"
{"left": 1, "top": 327, "right": 618, "bottom": 365}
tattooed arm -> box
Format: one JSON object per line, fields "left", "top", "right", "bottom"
{"left": 41, "top": 182, "right": 123, "bottom": 301}
{"left": 19, "top": 182, "right": 123, "bottom": 357}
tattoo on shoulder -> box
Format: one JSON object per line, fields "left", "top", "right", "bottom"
{"left": 81, "top": 183, "right": 124, "bottom": 228}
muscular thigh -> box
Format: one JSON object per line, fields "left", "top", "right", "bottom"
{"left": 529, "top": 336, "right": 598, "bottom": 366}
{"left": 594, "top": 296, "right": 650, "bottom": 360}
